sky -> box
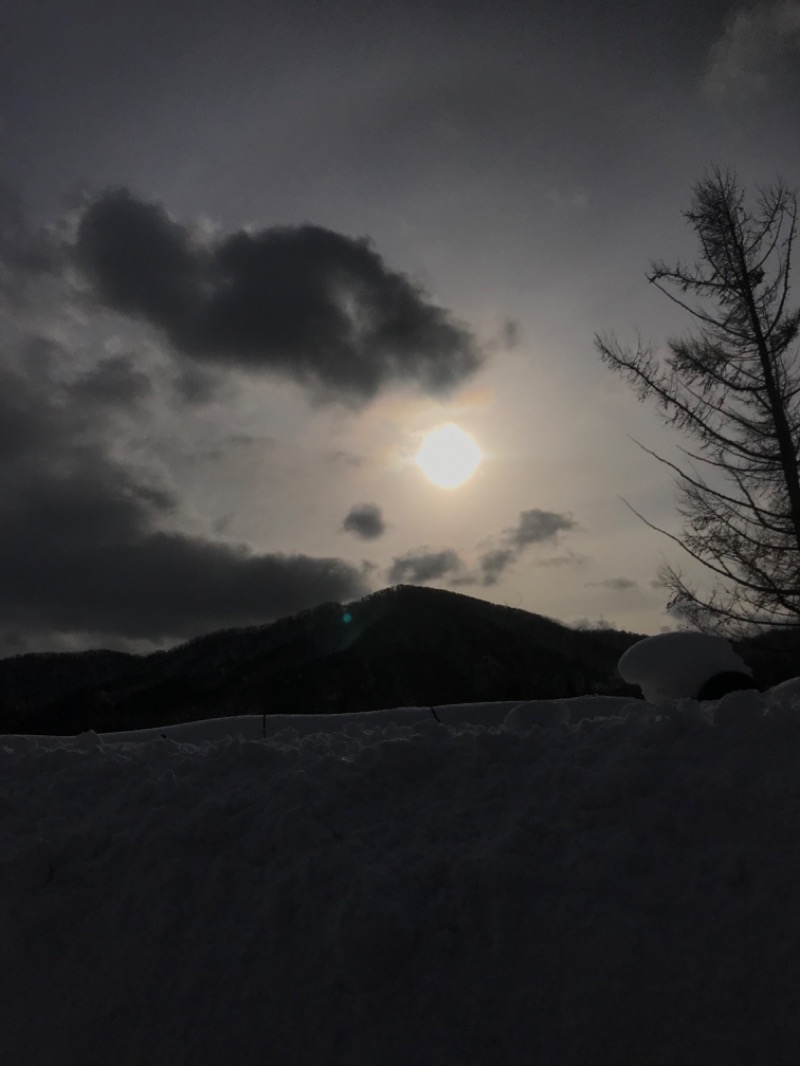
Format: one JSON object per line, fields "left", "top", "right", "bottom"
{"left": 2, "top": 0, "right": 800, "bottom": 654}
{"left": 5, "top": 677, "right": 800, "bottom": 1062}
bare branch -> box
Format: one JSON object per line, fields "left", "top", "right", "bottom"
{"left": 599, "top": 171, "right": 800, "bottom": 633}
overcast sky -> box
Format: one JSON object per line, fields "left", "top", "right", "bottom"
{"left": 2, "top": 0, "right": 800, "bottom": 654}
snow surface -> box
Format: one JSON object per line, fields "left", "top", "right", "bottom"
{"left": 4, "top": 687, "right": 800, "bottom": 1064}
{"left": 618, "top": 630, "right": 752, "bottom": 701}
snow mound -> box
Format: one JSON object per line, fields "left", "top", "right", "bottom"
{"left": 3, "top": 687, "right": 800, "bottom": 1064}
{"left": 618, "top": 630, "right": 752, "bottom": 701}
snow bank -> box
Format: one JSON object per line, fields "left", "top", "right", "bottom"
{"left": 3, "top": 687, "right": 800, "bottom": 1064}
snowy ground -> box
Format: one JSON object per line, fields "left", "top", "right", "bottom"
{"left": 4, "top": 685, "right": 800, "bottom": 1064}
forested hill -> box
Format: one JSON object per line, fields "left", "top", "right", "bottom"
{"left": 0, "top": 585, "right": 645, "bottom": 735}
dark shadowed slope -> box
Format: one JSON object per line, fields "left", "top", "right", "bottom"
{"left": 0, "top": 586, "right": 644, "bottom": 734}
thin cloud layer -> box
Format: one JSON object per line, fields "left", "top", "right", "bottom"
{"left": 0, "top": 183, "right": 59, "bottom": 307}
{"left": 386, "top": 506, "right": 578, "bottom": 590}
{"left": 704, "top": 0, "right": 800, "bottom": 103}
{"left": 585, "top": 577, "right": 639, "bottom": 592}
{"left": 342, "top": 503, "right": 386, "bottom": 540}
{"left": 506, "top": 509, "right": 576, "bottom": 547}
{"left": 478, "top": 548, "right": 516, "bottom": 586}
{"left": 387, "top": 548, "right": 465, "bottom": 584}
{"left": 477, "top": 508, "right": 577, "bottom": 585}
{"left": 537, "top": 552, "right": 587, "bottom": 569}
{"left": 75, "top": 189, "right": 483, "bottom": 403}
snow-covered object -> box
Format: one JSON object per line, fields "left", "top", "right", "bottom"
{"left": 3, "top": 688, "right": 800, "bottom": 1064}
{"left": 618, "top": 630, "right": 753, "bottom": 702}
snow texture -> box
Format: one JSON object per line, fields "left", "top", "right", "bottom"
{"left": 3, "top": 687, "right": 800, "bottom": 1064}
{"left": 618, "top": 630, "right": 752, "bottom": 701}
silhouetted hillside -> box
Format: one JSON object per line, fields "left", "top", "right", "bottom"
{"left": 0, "top": 649, "right": 135, "bottom": 731}
{"left": 733, "top": 628, "right": 800, "bottom": 690}
{"left": 0, "top": 586, "right": 646, "bottom": 734}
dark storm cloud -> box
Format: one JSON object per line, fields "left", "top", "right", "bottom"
{"left": 342, "top": 503, "right": 386, "bottom": 540}
{"left": 76, "top": 191, "right": 198, "bottom": 325}
{"left": 75, "top": 189, "right": 483, "bottom": 403}
{"left": 586, "top": 577, "right": 639, "bottom": 592}
{"left": 0, "top": 339, "right": 369, "bottom": 651}
{"left": 0, "top": 195, "right": 373, "bottom": 652}
{"left": 387, "top": 548, "right": 465, "bottom": 584}
{"left": 0, "top": 365, "right": 50, "bottom": 460}
{"left": 0, "top": 337, "right": 148, "bottom": 461}
{"left": 0, "top": 453, "right": 369, "bottom": 645}
{"left": 1, "top": 493, "right": 369, "bottom": 642}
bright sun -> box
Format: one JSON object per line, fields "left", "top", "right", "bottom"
{"left": 414, "top": 423, "right": 484, "bottom": 489}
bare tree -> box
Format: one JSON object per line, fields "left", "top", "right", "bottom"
{"left": 595, "top": 168, "right": 800, "bottom": 635}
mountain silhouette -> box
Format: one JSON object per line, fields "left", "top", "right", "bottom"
{"left": 0, "top": 585, "right": 645, "bottom": 735}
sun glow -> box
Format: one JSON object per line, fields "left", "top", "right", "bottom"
{"left": 414, "top": 423, "right": 484, "bottom": 489}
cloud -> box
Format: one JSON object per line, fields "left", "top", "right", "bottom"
{"left": 505, "top": 508, "right": 576, "bottom": 548}
{"left": 75, "top": 189, "right": 483, "bottom": 403}
{"left": 454, "top": 508, "right": 580, "bottom": 586}
{"left": 538, "top": 552, "right": 587, "bottom": 568}
{"left": 0, "top": 330, "right": 369, "bottom": 652}
{"left": 69, "top": 355, "right": 153, "bottom": 409}
{"left": 0, "top": 455, "right": 369, "bottom": 646}
{"left": 0, "top": 183, "right": 59, "bottom": 307}
{"left": 416, "top": 507, "right": 580, "bottom": 589}
{"left": 386, "top": 548, "right": 465, "bottom": 584}
{"left": 477, "top": 547, "right": 516, "bottom": 586}
{"left": 342, "top": 503, "right": 386, "bottom": 540}
{"left": 0, "top": 336, "right": 151, "bottom": 463}
{"left": 703, "top": 0, "right": 800, "bottom": 103}
{"left": 170, "top": 364, "right": 225, "bottom": 406}
{"left": 585, "top": 577, "right": 639, "bottom": 592}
